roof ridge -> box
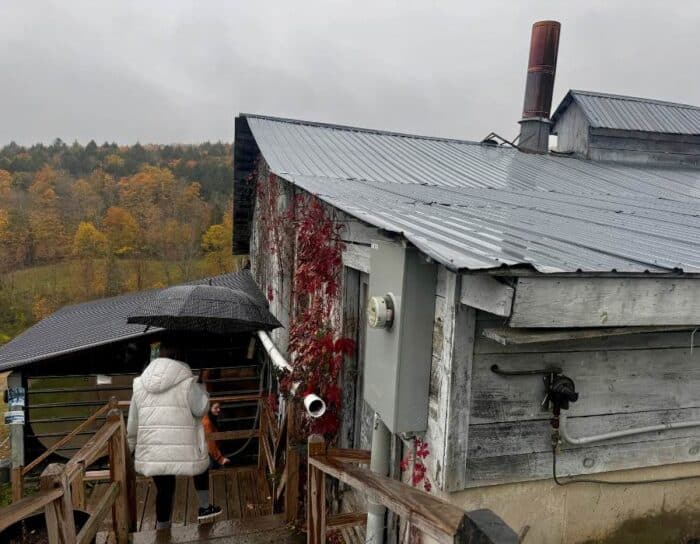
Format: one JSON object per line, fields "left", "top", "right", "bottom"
{"left": 241, "top": 113, "right": 491, "bottom": 147}
{"left": 570, "top": 89, "right": 700, "bottom": 111}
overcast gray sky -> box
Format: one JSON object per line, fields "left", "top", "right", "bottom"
{"left": 1, "top": 1, "right": 698, "bottom": 145}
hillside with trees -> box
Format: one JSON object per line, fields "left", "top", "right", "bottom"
{"left": 0, "top": 140, "right": 241, "bottom": 343}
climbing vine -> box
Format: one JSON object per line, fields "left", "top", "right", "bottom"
{"left": 257, "top": 171, "right": 354, "bottom": 440}
{"left": 400, "top": 437, "right": 432, "bottom": 492}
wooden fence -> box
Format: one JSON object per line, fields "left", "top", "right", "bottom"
{"left": 306, "top": 435, "right": 519, "bottom": 544}
{"left": 1, "top": 398, "right": 135, "bottom": 544}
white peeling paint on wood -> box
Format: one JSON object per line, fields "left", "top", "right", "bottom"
{"left": 460, "top": 275, "right": 514, "bottom": 317}
{"left": 426, "top": 269, "right": 476, "bottom": 492}
{"left": 510, "top": 277, "right": 700, "bottom": 328}
{"left": 342, "top": 243, "right": 370, "bottom": 274}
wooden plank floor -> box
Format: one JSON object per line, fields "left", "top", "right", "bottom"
{"left": 89, "top": 465, "right": 272, "bottom": 533}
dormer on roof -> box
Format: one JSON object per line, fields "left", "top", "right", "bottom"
{"left": 551, "top": 90, "right": 700, "bottom": 166}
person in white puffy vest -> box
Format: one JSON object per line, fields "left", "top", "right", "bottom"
{"left": 127, "top": 335, "right": 222, "bottom": 529}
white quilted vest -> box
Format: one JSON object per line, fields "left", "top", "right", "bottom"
{"left": 129, "top": 358, "right": 209, "bottom": 477}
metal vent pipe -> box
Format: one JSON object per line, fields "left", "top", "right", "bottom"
{"left": 518, "top": 20, "right": 561, "bottom": 153}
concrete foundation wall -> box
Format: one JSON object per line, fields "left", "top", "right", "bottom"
{"left": 441, "top": 461, "right": 700, "bottom": 544}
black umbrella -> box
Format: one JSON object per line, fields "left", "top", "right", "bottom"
{"left": 126, "top": 284, "right": 282, "bottom": 334}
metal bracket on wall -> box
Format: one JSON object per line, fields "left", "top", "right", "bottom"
{"left": 490, "top": 365, "right": 564, "bottom": 412}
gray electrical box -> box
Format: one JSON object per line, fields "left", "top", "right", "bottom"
{"left": 364, "top": 240, "right": 437, "bottom": 434}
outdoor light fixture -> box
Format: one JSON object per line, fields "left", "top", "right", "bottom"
{"left": 368, "top": 293, "right": 395, "bottom": 329}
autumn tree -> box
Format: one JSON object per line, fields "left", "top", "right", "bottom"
{"left": 27, "top": 165, "right": 68, "bottom": 263}
{"left": 103, "top": 206, "right": 139, "bottom": 257}
{"left": 201, "top": 200, "right": 234, "bottom": 275}
{"left": 72, "top": 222, "right": 108, "bottom": 258}
{"left": 72, "top": 222, "right": 108, "bottom": 297}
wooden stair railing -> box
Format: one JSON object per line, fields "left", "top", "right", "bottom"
{"left": 258, "top": 397, "right": 301, "bottom": 524}
{"left": 0, "top": 397, "right": 136, "bottom": 544}
{"left": 306, "top": 435, "right": 519, "bottom": 544}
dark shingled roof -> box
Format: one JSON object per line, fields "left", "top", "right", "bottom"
{"left": 0, "top": 270, "right": 267, "bottom": 371}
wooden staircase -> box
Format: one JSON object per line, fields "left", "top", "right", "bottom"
{"left": 129, "top": 514, "right": 304, "bottom": 544}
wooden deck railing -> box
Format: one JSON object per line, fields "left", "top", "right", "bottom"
{"left": 258, "top": 397, "right": 301, "bottom": 524}
{"left": 306, "top": 435, "right": 519, "bottom": 544}
{"left": 1, "top": 397, "right": 136, "bottom": 544}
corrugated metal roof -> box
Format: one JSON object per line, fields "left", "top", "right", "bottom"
{"left": 241, "top": 114, "right": 700, "bottom": 274}
{"left": 0, "top": 271, "right": 267, "bottom": 371}
{"left": 552, "top": 90, "right": 700, "bottom": 134}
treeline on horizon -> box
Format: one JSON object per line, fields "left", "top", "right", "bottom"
{"left": 0, "top": 139, "right": 241, "bottom": 343}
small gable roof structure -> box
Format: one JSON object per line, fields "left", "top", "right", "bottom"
{"left": 234, "top": 114, "right": 700, "bottom": 275}
{"left": 552, "top": 90, "right": 700, "bottom": 135}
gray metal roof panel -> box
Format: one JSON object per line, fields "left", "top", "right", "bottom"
{"left": 243, "top": 114, "right": 700, "bottom": 274}
{"left": 0, "top": 271, "right": 267, "bottom": 371}
{"left": 553, "top": 90, "right": 700, "bottom": 134}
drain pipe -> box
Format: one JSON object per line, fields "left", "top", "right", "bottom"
{"left": 560, "top": 414, "right": 700, "bottom": 445}
{"left": 257, "top": 330, "right": 293, "bottom": 373}
{"left": 367, "top": 413, "right": 391, "bottom": 544}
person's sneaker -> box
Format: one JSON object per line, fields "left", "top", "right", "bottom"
{"left": 197, "top": 504, "right": 222, "bottom": 522}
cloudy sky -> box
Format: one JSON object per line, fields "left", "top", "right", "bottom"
{"left": 1, "top": 1, "right": 698, "bottom": 145}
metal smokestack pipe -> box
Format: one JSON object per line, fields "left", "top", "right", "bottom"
{"left": 518, "top": 20, "right": 561, "bottom": 153}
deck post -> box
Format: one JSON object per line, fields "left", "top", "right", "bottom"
{"left": 40, "top": 463, "right": 76, "bottom": 544}
{"left": 107, "top": 403, "right": 132, "bottom": 543}
{"left": 307, "top": 434, "right": 327, "bottom": 544}
{"left": 7, "top": 371, "right": 25, "bottom": 502}
{"left": 285, "top": 398, "right": 300, "bottom": 524}
{"left": 258, "top": 398, "right": 267, "bottom": 470}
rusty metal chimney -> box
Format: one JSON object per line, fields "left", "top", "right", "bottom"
{"left": 518, "top": 20, "right": 561, "bottom": 153}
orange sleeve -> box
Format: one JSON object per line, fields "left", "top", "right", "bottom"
{"left": 202, "top": 415, "right": 225, "bottom": 463}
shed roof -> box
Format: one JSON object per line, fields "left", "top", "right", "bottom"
{"left": 0, "top": 270, "right": 265, "bottom": 371}
{"left": 552, "top": 90, "right": 700, "bottom": 135}
{"left": 234, "top": 114, "right": 700, "bottom": 274}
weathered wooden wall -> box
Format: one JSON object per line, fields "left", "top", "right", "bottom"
{"left": 465, "top": 309, "right": 700, "bottom": 487}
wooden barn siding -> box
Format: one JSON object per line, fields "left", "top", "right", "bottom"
{"left": 427, "top": 269, "right": 475, "bottom": 492}
{"left": 249, "top": 159, "right": 385, "bottom": 452}
{"left": 464, "top": 310, "right": 700, "bottom": 487}
{"left": 248, "top": 158, "right": 471, "bottom": 496}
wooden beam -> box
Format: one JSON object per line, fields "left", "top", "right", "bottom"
{"left": 24, "top": 402, "right": 111, "bottom": 475}
{"left": 107, "top": 409, "right": 131, "bottom": 543}
{"left": 327, "top": 448, "right": 371, "bottom": 464}
{"left": 460, "top": 275, "right": 513, "bottom": 317}
{"left": 0, "top": 487, "right": 63, "bottom": 532}
{"left": 207, "top": 429, "right": 258, "bottom": 441}
{"left": 510, "top": 277, "right": 700, "bottom": 327}
{"left": 482, "top": 325, "right": 692, "bottom": 346}
{"left": 342, "top": 243, "right": 370, "bottom": 274}
{"left": 40, "top": 463, "right": 76, "bottom": 544}
{"left": 77, "top": 482, "right": 119, "bottom": 544}
{"left": 327, "top": 512, "right": 367, "bottom": 531}
{"left": 307, "top": 435, "right": 326, "bottom": 544}
{"left": 309, "top": 455, "right": 471, "bottom": 544}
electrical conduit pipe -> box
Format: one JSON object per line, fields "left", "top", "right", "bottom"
{"left": 559, "top": 413, "right": 700, "bottom": 445}
{"left": 366, "top": 413, "right": 391, "bottom": 544}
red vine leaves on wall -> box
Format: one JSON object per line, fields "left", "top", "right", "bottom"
{"left": 257, "top": 172, "right": 355, "bottom": 440}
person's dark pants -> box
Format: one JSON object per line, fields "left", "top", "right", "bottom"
{"left": 153, "top": 470, "right": 209, "bottom": 523}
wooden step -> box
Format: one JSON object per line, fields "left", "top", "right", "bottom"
{"left": 124, "top": 514, "right": 304, "bottom": 544}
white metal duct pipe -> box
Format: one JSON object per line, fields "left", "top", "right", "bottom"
{"left": 559, "top": 413, "right": 700, "bottom": 446}
{"left": 366, "top": 413, "right": 391, "bottom": 544}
